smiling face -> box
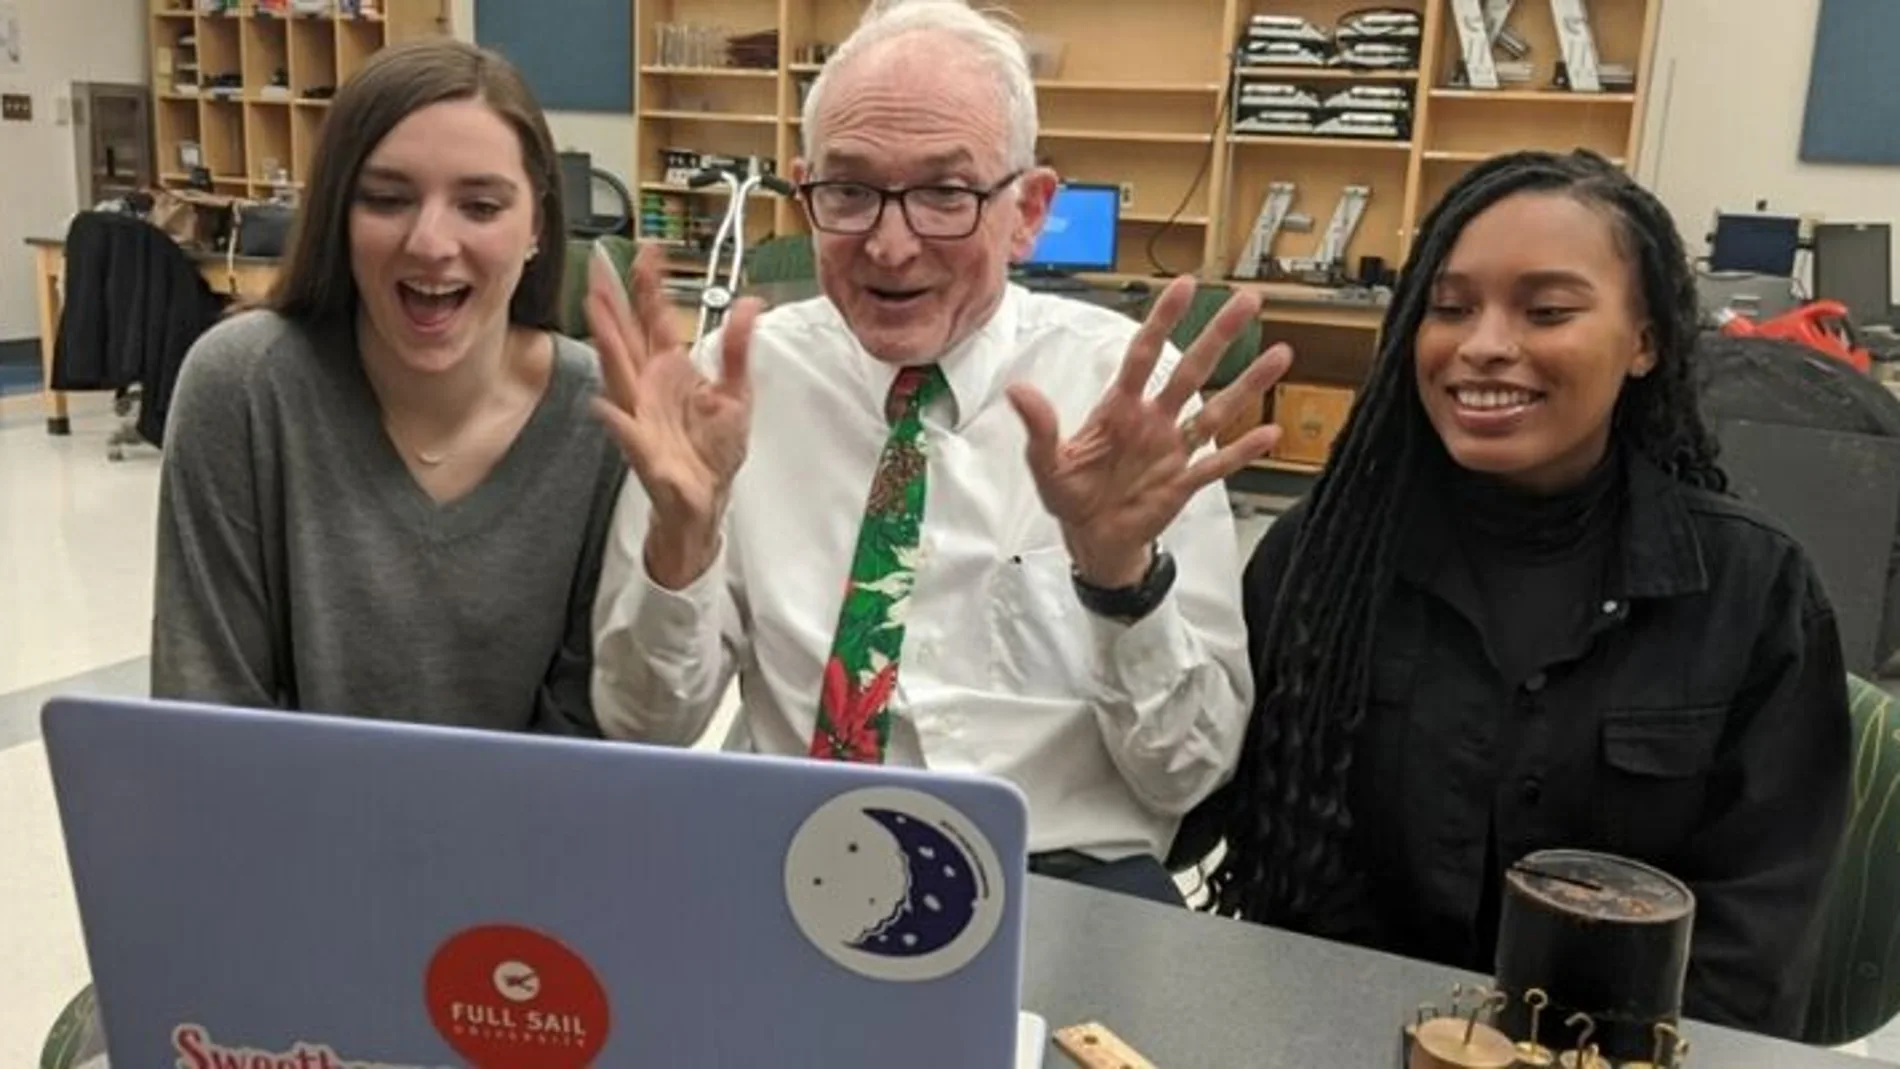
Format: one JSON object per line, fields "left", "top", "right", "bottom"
{"left": 794, "top": 33, "right": 1055, "bottom": 365}
{"left": 348, "top": 97, "right": 540, "bottom": 375}
{"left": 1413, "top": 191, "right": 1658, "bottom": 493}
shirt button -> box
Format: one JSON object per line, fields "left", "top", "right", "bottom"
{"left": 1601, "top": 599, "right": 1620, "bottom": 615}
{"left": 1524, "top": 672, "right": 1547, "bottom": 693}
{"left": 1520, "top": 777, "right": 1543, "bottom": 805}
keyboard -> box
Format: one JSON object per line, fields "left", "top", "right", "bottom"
{"left": 1018, "top": 274, "right": 1096, "bottom": 294}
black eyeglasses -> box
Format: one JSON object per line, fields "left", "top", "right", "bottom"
{"left": 796, "top": 170, "right": 1025, "bottom": 239}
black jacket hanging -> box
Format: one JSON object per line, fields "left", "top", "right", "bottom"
{"left": 51, "top": 210, "right": 225, "bottom": 445}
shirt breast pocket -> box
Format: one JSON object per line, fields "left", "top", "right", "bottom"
{"left": 986, "top": 546, "right": 1092, "bottom": 700}
{"left": 1598, "top": 705, "right": 1727, "bottom": 856}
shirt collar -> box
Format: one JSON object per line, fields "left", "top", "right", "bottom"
{"left": 825, "top": 283, "right": 1022, "bottom": 432}
{"left": 1397, "top": 446, "right": 1710, "bottom": 601}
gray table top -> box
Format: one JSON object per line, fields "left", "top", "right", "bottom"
{"left": 1021, "top": 877, "right": 1886, "bottom": 1068}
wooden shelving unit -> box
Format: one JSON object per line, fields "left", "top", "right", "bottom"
{"left": 147, "top": 0, "right": 447, "bottom": 203}
{"left": 628, "top": 0, "right": 1660, "bottom": 470}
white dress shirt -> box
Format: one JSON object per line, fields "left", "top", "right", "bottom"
{"left": 591, "top": 283, "right": 1253, "bottom": 860}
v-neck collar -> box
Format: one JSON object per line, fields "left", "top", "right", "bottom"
{"left": 337, "top": 329, "right": 578, "bottom": 546}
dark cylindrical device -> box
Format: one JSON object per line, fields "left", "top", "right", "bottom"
{"left": 1494, "top": 850, "right": 1695, "bottom": 1063}
{"left": 1359, "top": 254, "right": 1386, "bottom": 286}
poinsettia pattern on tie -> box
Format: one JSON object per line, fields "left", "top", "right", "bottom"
{"left": 809, "top": 364, "right": 947, "bottom": 763}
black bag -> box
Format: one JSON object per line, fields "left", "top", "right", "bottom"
{"left": 234, "top": 201, "right": 296, "bottom": 257}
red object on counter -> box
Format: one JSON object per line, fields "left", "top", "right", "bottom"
{"left": 1715, "top": 300, "right": 1873, "bottom": 375}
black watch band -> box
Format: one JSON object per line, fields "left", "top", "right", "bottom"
{"left": 1071, "top": 546, "right": 1177, "bottom": 624}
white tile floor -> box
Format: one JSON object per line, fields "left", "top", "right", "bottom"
{"left": 0, "top": 391, "right": 1892, "bottom": 1064}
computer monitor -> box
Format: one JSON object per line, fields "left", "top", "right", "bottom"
{"left": 1812, "top": 222, "right": 1894, "bottom": 329}
{"left": 559, "top": 151, "right": 596, "bottom": 230}
{"left": 1020, "top": 183, "right": 1120, "bottom": 274}
{"left": 1708, "top": 213, "right": 1802, "bottom": 277}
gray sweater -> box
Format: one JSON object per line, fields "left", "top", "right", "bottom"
{"left": 151, "top": 310, "right": 626, "bottom": 735}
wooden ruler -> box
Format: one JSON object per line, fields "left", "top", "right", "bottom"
{"left": 1053, "top": 1022, "right": 1158, "bottom": 1069}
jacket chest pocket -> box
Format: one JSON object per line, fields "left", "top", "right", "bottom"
{"left": 1597, "top": 705, "right": 1726, "bottom": 856}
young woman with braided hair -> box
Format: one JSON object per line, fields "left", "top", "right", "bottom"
{"left": 1194, "top": 150, "right": 1849, "bottom": 1038}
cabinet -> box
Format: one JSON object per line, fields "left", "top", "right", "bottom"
{"left": 148, "top": 0, "right": 449, "bottom": 203}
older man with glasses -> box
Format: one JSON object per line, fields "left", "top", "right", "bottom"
{"left": 584, "top": 0, "right": 1292, "bottom": 903}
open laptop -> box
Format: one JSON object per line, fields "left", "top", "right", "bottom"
{"left": 42, "top": 696, "right": 1039, "bottom": 1068}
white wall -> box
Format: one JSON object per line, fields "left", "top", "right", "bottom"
{"left": 1640, "top": 0, "right": 1900, "bottom": 292}
{"left": 451, "top": 0, "right": 636, "bottom": 208}
{"left": 0, "top": 0, "right": 146, "bottom": 341}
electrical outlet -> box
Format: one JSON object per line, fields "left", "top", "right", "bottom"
{"left": 1119, "top": 182, "right": 1135, "bottom": 207}
{"left": 0, "top": 94, "right": 30, "bottom": 122}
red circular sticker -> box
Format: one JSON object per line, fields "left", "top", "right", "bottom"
{"left": 425, "top": 924, "right": 610, "bottom": 1068}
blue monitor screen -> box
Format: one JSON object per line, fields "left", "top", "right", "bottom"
{"left": 1709, "top": 214, "right": 1801, "bottom": 277}
{"left": 1022, "top": 184, "right": 1120, "bottom": 272}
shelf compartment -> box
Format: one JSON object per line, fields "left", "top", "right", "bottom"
{"left": 288, "top": 15, "right": 339, "bottom": 101}
{"left": 1001, "top": 0, "right": 1228, "bottom": 85}
{"left": 1240, "top": 0, "right": 1425, "bottom": 27}
{"left": 292, "top": 97, "right": 329, "bottom": 181}
{"left": 1036, "top": 141, "right": 1212, "bottom": 224}
{"left": 1222, "top": 140, "right": 1411, "bottom": 280}
{"left": 1423, "top": 94, "right": 1631, "bottom": 158}
{"left": 1430, "top": 0, "right": 1646, "bottom": 94}
{"left": 155, "top": 97, "right": 203, "bottom": 176}
{"left": 246, "top": 101, "right": 293, "bottom": 183}
{"left": 638, "top": 67, "right": 776, "bottom": 117}
{"left": 193, "top": 14, "right": 243, "bottom": 99}
{"left": 243, "top": 12, "right": 292, "bottom": 101}
{"left": 153, "top": 13, "right": 200, "bottom": 94}
{"left": 1041, "top": 91, "right": 1223, "bottom": 141}
{"left": 200, "top": 98, "right": 247, "bottom": 179}
{"left": 335, "top": 15, "right": 384, "bottom": 86}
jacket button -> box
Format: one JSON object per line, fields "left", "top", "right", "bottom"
{"left": 1524, "top": 672, "right": 1547, "bottom": 693}
{"left": 1520, "top": 777, "right": 1543, "bottom": 804}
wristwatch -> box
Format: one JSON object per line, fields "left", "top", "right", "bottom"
{"left": 1071, "top": 544, "right": 1177, "bottom": 624}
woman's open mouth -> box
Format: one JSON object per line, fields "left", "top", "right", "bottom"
{"left": 398, "top": 280, "right": 473, "bottom": 332}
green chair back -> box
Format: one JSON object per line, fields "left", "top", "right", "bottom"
{"left": 1142, "top": 283, "right": 1262, "bottom": 389}
{"left": 559, "top": 234, "right": 637, "bottom": 341}
{"left": 1804, "top": 674, "right": 1900, "bottom": 1045}
{"left": 745, "top": 234, "right": 816, "bottom": 285}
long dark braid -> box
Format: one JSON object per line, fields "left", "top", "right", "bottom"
{"left": 1203, "top": 149, "right": 1727, "bottom": 928}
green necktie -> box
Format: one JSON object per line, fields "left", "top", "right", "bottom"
{"left": 809, "top": 364, "right": 948, "bottom": 763}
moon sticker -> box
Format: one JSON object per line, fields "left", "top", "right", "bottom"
{"left": 783, "top": 786, "right": 1006, "bottom": 982}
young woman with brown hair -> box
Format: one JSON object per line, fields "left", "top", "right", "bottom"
{"left": 150, "top": 38, "right": 623, "bottom": 734}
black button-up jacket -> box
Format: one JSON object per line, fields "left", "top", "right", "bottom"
{"left": 1241, "top": 455, "right": 1851, "bottom": 1038}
